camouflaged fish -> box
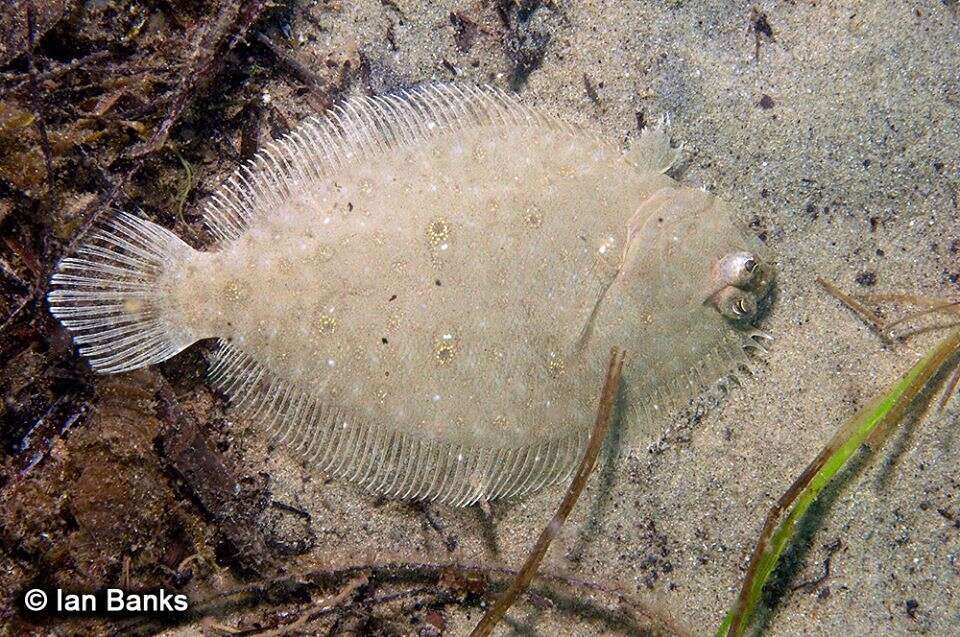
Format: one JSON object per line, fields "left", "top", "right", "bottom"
{"left": 48, "top": 84, "right": 775, "bottom": 506}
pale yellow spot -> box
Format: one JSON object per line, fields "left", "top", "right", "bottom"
{"left": 316, "top": 314, "right": 338, "bottom": 335}
{"left": 433, "top": 332, "right": 460, "bottom": 366}
{"left": 523, "top": 205, "right": 544, "bottom": 229}
{"left": 221, "top": 279, "right": 249, "bottom": 304}
{"left": 426, "top": 218, "right": 450, "bottom": 246}
{"left": 435, "top": 342, "right": 456, "bottom": 365}
{"left": 548, "top": 357, "right": 565, "bottom": 379}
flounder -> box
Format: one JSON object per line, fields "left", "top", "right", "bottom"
{"left": 48, "top": 84, "right": 775, "bottom": 505}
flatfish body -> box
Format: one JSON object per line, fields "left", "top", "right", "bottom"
{"left": 48, "top": 85, "right": 775, "bottom": 505}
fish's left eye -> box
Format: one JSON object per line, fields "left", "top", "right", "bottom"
{"left": 710, "top": 287, "right": 758, "bottom": 323}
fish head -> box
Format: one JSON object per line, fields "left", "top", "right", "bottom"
{"left": 620, "top": 186, "right": 776, "bottom": 333}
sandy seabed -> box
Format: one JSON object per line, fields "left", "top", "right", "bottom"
{"left": 1, "top": 1, "right": 957, "bottom": 636}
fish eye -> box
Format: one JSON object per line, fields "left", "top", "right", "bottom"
{"left": 710, "top": 286, "right": 758, "bottom": 323}
{"left": 716, "top": 251, "right": 760, "bottom": 289}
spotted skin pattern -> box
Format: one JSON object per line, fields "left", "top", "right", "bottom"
{"left": 48, "top": 85, "right": 774, "bottom": 505}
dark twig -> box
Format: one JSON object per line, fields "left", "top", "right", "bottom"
{"left": 817, "top": 277, "right": 893, "bottom": 345}
{"left": 818, "top": 279, "right": 960, "bottom": 353}
{"left": 5, "top": 50, "right": 111, "bottom": 94}
{"left": 939, "top": 363, "right": 960, "bottom": 412}
{"left": 14, "top": 393, "right": 86, "bottom": 478}
{"left": 264, "top": 499, "right": 316, "bottom": 556}
{"left": 881, "top": 301, "right": 960, "bottom": 336}
{"left": 470, "top": 347, "right": 627, "bottom": 637}
{"left": 155, "top": 373, "right": 270, "bottom": 575}
{"left": 417, "top": 502, "right": 458, "bottom": 552}
{"left": 25, "top": 2, "right": 55, "bottom": 191}
{"left": 115, "top": 557, "right": 683, "bottom": 637}
{"left": 0, "top": 295, "right": 33, "bottom": 335}
{"left": 255, "top": 32, "right": 328, "bottom": 96}
{"left": 245, "top": 575, "right": 369, "bottom": 637}
{"left": 129, "top": 0, "right": 270, "bottom": 158}
{"left": 254, "top": 32, "right": 335, "bottom": 112}
{"left": 582, "top": 73, "right": 600, "bottom": 105}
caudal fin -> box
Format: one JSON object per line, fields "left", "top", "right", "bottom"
{"left": 48, "top": 213, "right": 198, "bottom": 373}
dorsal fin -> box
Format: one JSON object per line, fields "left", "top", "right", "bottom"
{"left": 201, "top": 84, "right": 575, "bottom": 242}
{"left": 208, "top": 341, "right": 586, "bottom": 505}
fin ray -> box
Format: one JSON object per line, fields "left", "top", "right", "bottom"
{"left": 210, "top": 341, "right": 584, "bottom": 505}
{"left": 200, "top": 84, "right": 575, "bottom": 243}
{"left": 48, "top": 214, "right": 199, "bottom": 373}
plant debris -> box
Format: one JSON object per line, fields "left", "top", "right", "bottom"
{"left": 717, "top": 289, "right": 960, "bottom": 636}
{"left": 471, "top": 348, "right": 626, "bottom": 636}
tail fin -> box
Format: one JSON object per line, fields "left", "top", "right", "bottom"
{"left": 48, "top": 213, "right": 198, "bottom": 374}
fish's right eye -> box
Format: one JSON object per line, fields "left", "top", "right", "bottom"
{"left": 715, "top": 251, "right": 759, "bottom": 289}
